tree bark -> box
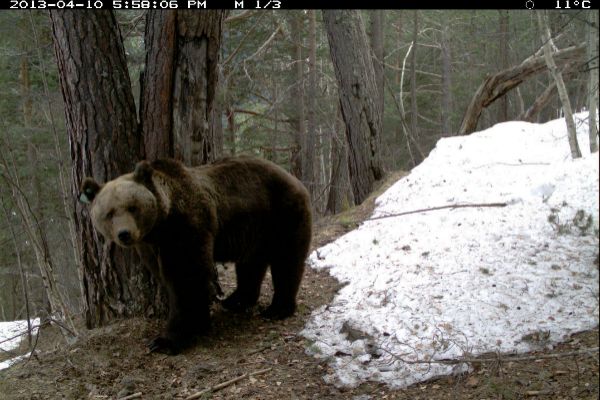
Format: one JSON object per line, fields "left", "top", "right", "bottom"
{"left": 322, "top": 10, "right": 384, "bottom": 205}
{"left": 497, "top": 11, "right": 510, "bottom": 123}
{"left": 394, "top": 12, "right": 403, "bottom": 149}
{"left": 289, "top": 12, "right": 305, "bottom": 180}
{"left": 459, "top": 43, "right": 585, "bottom": 135}
{"left": 410, "top": 11, "right": 419, "bottom": 139}
{"left": 50, "top": 11, "right": 165, "bottom": 328}
{"left": 537, "top": 11, "right": 581, "bottom": 159}
{"left": 440, "top": 20, "right": 453, "bottom": 134}
{"left": 326, "top": 107, "right": 354, "bottom": 214}
{"left": 304, "top": 10, "right": 317, "bottom": 200}
{"left": 370, "top": 10, "right": 385, "bottom": 121}
{"left": 588, "top": 11, "right": 599, "bottom": 153}
{"left": 140, "top": 11, "right": 177, "bottom": 161}
{"left": 141, "top": 10, "right": 226, "bottom": 165}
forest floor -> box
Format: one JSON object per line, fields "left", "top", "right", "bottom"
{"left": 0, "top": 171, "right": 598, "bottom": 400}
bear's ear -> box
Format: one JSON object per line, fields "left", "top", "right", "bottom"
{"left": 133, "top": 160, "right": 153, "bottom": 185}
{"left": 80, "top": 178, "right": 101, "bottom": 204}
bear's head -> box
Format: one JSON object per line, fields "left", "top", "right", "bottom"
{"left": 79, "top": 161, "right": 162, "bottom": 248}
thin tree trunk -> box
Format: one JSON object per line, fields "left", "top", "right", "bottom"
{"left": 50, "top": 11, "right": 164, "bottom": 328}
{"left": 304, "top": 10, "right": 317, "bottom": 200}
{"left": 497, "top": 11, "right": 510, "bottom": 123}
{"left": 0, "top": 197, "right": 32, "bottom": 346}
{"left": 226, "top": 106, "right": 236, "bottom": 155}
{"left": 410, "top": 11, "right": 419, "bottom": 139}
{"left": 588, "top": 11, "right": 599, "bottom": 153}
{"left": 394, "top": 12, "right": 403, "bottom": 154}
{"left": 322, "top": 10, "right": 384, "bottom": 205}
{"left": 537, "top": 11, "right": 581, "bottom": 159}
{"left": 370, "top": 10, "right": 385, "bottom": 121}
{"left": 289, "top": 12, "right": 305, "bottom": 180}
{"left": 20, "top": 56, "right": 33, "bottom": 126}
{"left": 440, "top": 21, "right": 453, "bottom": 134}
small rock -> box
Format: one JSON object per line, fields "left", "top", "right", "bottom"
{"left": 465, "top": 376, "right": 479, "bottom": 388}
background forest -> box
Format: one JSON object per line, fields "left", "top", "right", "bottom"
{"left": 0, "top": 10, "right": 597, "bottom": 327}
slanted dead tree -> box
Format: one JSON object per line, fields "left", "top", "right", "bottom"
{"left": 519, "top": 63, "right": 577, "bottom": 122}
{"left": 459, "top": 43, "right": 585, "bottom": 135}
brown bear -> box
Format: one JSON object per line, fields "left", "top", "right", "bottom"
{"left": 79, "top": 156, "right": 312, "bottom": 354}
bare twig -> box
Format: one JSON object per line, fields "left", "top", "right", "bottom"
{"left": 246, "top": 344, "right": 272, "bottom": 357}
{"left": 117, "top": 393, "right": 143, "bottom": 400}
{"left": 245, "top": 24, "right": 283, "bottom": 62}
{"left": 184, "top": 367, "right": 272, "bottom": 400}
{"left": 225, "top": 10, "right": 255, "bottom": 24}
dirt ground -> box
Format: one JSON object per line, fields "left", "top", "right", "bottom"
{"left": 1, "top": 171, "right": 598, "bottom": 399}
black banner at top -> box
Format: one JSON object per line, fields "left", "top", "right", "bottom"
{"left": 4, "top": 0, "right": 599, "bottom": 9}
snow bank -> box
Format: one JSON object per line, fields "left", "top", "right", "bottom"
{"left": 302, "top": 113, "right": 599, "bottom": 388}
{"left": 0, "top": 318, "right": 39, "bottom": 370}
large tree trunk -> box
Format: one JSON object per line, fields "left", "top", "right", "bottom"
{"left": 322, "top": 10, "right": 384, "bottom": 205}
{"left": 326, "top": 107, "right": 354, "bottom": 214}
{"left": 459, "top": 43, "right": 585, "bottom": 135}
{"left": 141, "top": 10, "right": 226, "bottom": 165}
{"left": 537, "top": 11, "right": 581, "bottom": 159}
{"left": 50, "top": 11, "right": 165, "bottom": 328}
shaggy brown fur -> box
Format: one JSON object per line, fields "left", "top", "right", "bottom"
{"left": 80, "top": 157, "right": 312, "bottom": 354}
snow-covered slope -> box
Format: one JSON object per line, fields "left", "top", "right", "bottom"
{"left": 302, "top": 113, "right": 599, "bottom": 388}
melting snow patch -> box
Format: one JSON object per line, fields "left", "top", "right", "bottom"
{"left": 302, "top": 113, "right": 599, "bottom": 389}
{"left": 0, "top": 319, "right": 40, "bottom": 371}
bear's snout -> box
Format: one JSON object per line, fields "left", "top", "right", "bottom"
{"left": 117, "top": 230, "right": 133, "bottom": 246}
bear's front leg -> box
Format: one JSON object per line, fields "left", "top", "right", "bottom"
{"left": 148, "top": 243, "right": 216, "bottom": 354}
{"left": 148, "top": 283, "right": 210, "bottom": 354}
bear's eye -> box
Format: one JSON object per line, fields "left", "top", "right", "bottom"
{"left": 105, "top": 209, "right": 115, "bottom": 220}
{"left": 127, "top": 205, "right": 138, "bottom": 214}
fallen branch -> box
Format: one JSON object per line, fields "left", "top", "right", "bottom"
{"left": 117, "top": 393, "right": 142, "bottom": 400}
{"left": 364, "top": 202, "right": 508, "bottom": 223}
{"left": 432, "top": 346, "right": 599, "bottom": 365}
{"left": 184, "top": 367, "right": 272, "bottom": 400}
{"left": 380, "top": 346, "right": 599, "bottom": 366}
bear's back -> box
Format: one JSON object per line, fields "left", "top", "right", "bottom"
{"left": 195, "top": 156, "right": 311, "bottom": 263}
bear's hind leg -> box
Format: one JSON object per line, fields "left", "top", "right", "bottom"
{"left": 262, "top": 257, "right": 305, "bottom": 320}
{"left": 222, "top": 261, "right": 268, "bottom": 312}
